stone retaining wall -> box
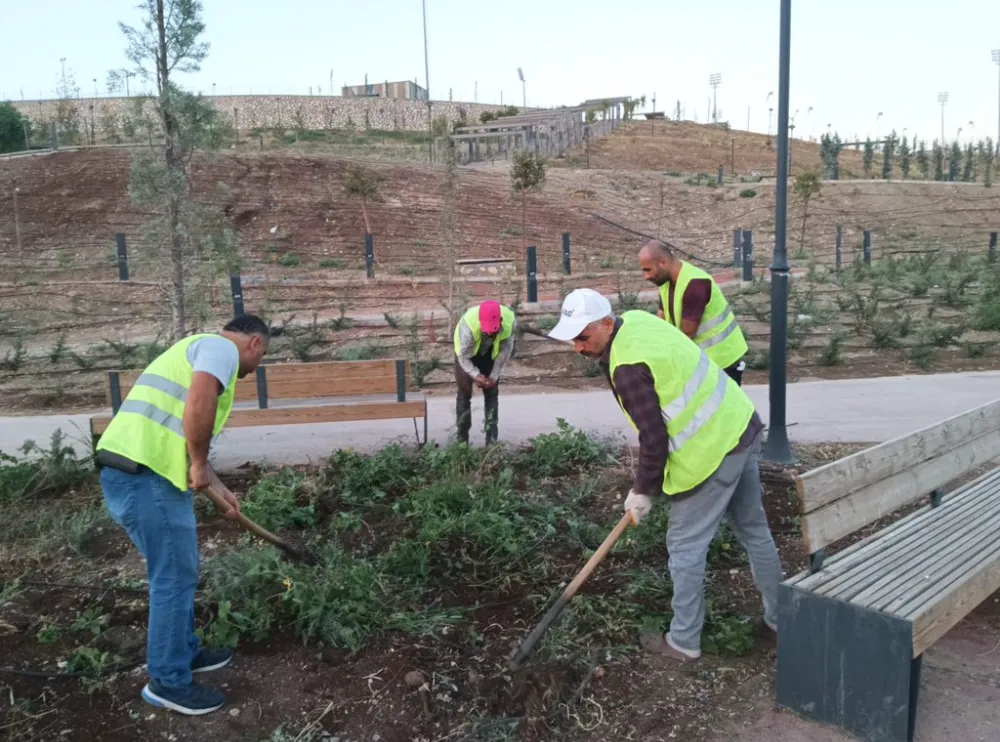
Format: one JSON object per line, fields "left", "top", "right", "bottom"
{"left": 12, "top": 95, "right": 518, "bottom": 140}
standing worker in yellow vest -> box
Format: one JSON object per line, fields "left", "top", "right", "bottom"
{"left": 548, "top": 289, "right": 782, "bottom": 663}
{"left": 95, "top": 315, "right": 270, "bottom": 715}
{"left": 639, "top": 239, "right": 749, "bottom": 385}
{"left": 453, "top": 300, "right": 517, "bottom": 445}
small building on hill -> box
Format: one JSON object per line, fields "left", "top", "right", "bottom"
{"left": 342, "top": 80, "right": 428, "bottom": 101}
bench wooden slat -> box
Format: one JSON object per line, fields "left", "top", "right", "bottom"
{"left": 908, "top": 539, "right": 1000, "bottom": 656}
{"left": 809, "top": 469, "right": 1000, "bottom": 598}
{"left": 796, "top": 398, "right": 1000, "bottom": 514}
{"left": 107, "top": 360, "right": 407, "bottom": 405}
{"left": 799, "top": 426, "right": 1000, "bottom": 554}
{"left": 787, "top": 466, "right": 1000, "bottom": 591}
{"left": 90, "top": 397, "right": 427, "bottom": 435}
{"left": 853, "top": 496, "right": 1000, "bottom": 611}
{"left": 223, "top": 401, "right": 426, "bottom": 428}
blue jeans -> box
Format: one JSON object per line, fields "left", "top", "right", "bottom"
{"left": 101, "top": 467, "right": 200, "bottom": 688}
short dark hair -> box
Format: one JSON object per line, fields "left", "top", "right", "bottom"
{"left": 223, "top": 314, "right": 271, "bottom": 338}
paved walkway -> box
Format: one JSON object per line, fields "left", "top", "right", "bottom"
{"left": 3, "top": 371, "right": 1000, "bottom": 471}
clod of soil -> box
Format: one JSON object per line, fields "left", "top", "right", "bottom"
{"left": 403, "top": 669, "right": 426, "bottom": 688}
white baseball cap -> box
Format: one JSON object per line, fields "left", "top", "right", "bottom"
{"left": 548, "top": 288, "right": 613, "bottom": 342}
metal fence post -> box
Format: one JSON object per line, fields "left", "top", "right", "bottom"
{"left": 526, "top": 246, "right": 538, "bottom": 303}
{"left": 835, "top": 225, "right": 843, "bottom": 271}
{"left": 741, "top": 230, "right": 754, "bottom": 282}
{"left": 230, "top": 271, "right": 245, "bottom": 317}
{"left": 990, "top": 232, "right": 997, "bottom": 262}
{"left": 562, "top": 232, "right": 572, "bottom": 275}
{"left": 717, "top": 165, "right": 724, "bottom": 185}
{"left": 365, "top": 233, "right": 375, "bottom": 278}
{"left": 733, "top": 229, "right": 742, "bottom": 269}
{"left": 115, "top": 233, "right": 129, "bottom": 281}
{"left": 863, "top": 230, "right": 872, "bottom": 265}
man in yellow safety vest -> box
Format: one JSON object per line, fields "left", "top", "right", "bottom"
{"left": 639, "top": 239, "right": 749, "bottom": 385}
{"left": 453, "top": 300, "right": 517, "bottom": 445}
{"left": 548, "top": 288, "right": 782, "bottom": 663}
{"left": 94, "top": 314, "right": 270, "bottom": 715}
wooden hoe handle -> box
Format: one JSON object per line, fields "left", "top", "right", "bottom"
{"left": 509, "top": 511, "right": 636, "bottom": 669}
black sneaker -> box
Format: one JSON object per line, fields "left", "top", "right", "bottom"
{"left": 141, "top": 680, "right": 225, "bottom": 715}
{"left": 192, "top": 648, "right": 233, "bottom": 673}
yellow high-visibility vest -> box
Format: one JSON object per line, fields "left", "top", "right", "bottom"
{"left": 610, "top": 310, "right": 754, "bottom": 494}
{"left": 96, "top": 334, "right": 238, "bottom": 491}
{"left": 660, "top": 261, "right": 748, "bottom": 369}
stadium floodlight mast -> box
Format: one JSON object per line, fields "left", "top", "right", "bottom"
{"left": 992, "top": 50, "right": 1000, "bottom": 155}
{"left": 938, "top": 92, "right": 949, "bottom": 143}
{"left": 709, "top": 73, "right": 722, "bottom": 123}
{"left": 517, "top": 67, "right": 526, "bottom": 108}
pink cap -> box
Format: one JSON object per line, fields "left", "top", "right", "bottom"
{"left": 479, "top": 301, "right": 503, "bottom": 334}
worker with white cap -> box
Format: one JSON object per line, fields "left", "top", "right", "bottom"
{"left": 547, "top": 288, "right": 782, "bottom": 663}
{"left": 453, "top": 300, "right": 517, "bottom": 445}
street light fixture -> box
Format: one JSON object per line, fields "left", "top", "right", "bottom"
{"left": 709, "top": 73, "right": 722, "bottom": 123}
{"left": 938, "top": 92, "right": 949, "bottom": 143}
{"left": 517, "top": 67, "right": 526, "bottom": 108}
{"left": 766, "top": 91, "right": 774, "bottom": 136}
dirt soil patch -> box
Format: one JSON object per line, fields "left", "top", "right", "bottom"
{"left": 4, "top": 434, "right": 996, "bottom": 742}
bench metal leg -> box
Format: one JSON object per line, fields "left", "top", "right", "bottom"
{"left": 777, "top": 583, "right": 917, "bottom": 742}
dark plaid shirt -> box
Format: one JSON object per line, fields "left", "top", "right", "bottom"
{"left": 656, "top": 276, "right": 713, "bottom": 326}
{"left": 600, "top": 317, "right": 763, "bottom": 497}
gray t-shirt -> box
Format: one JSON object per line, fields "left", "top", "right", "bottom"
{"left": 186, "top": 336, "right": 239, "bottom": 390}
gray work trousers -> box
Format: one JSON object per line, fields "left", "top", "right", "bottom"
{"left": 666, "top": 431, "right": 782, "bottom": 652}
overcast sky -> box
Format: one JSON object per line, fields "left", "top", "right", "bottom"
{"left": 2, "top": 0, "right": 999, "bottom": 146}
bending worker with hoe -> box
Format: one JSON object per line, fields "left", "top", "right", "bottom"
{"left": 639, "top": 239, "right": 749, "bottom": 385}
{"left": 453, "top": 300, "right": 517, "bottom": 445}
{"left": 548, "top": 288, "right": 782, "bottom": 662}
{"left": 94, "top": 315, "right": 270, "bottom": 715}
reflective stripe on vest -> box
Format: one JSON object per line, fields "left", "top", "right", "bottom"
{"left": 662, "top": 354, "right": 730, "bottom": 454}
{"left": 117, "top": 399, "right": 185, "bottom": 437}
{"left": 664, "top": 262, "right": 748, "bottom": 369}
{"left": 609, "top": 310, "right": 755, "bottom": 495}
{"left": 695, "top": 308, "right": 740, "bottom": 350}
{"left": 96, "top": 334, "right": 238, "bottom": 492}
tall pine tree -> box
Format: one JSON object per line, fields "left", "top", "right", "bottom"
{"left": 917, "top": 139, "right": 930, "bottom": 179}
{"left": 882, "top": 131, "right": 897, "bottom": 180}
{"left": 962, "top": 144, "right": 975, "bottom": 182}
{"left": 933, "top": 141, "right": 945, "bottom": 180}
{"left": 899, "top": 135, "right": 912, "bottom": 179}
{"left": 949, "top": 142, "right": 963, "bottom": 182}
{"left": 863, "top": 138, "right": 875, "bottom": 178}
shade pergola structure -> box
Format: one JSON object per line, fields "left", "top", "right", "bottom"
{"left": 436, "top": 96, "right": 633, "bottom": 164}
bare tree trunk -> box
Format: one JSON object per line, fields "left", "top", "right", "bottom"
{"left": 799, "top": 200, "right": 809, "bottom": 252}
{"left": 157, "top": 0, "right": 187, "bottom": 340}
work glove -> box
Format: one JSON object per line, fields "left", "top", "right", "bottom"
{"left": 624, "top": 490, "right": 653, "bottom": 524}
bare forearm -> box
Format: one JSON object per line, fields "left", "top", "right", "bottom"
{"left": 184, "top": 403, "right": 215, "bottom": 465}
{"left": 489, "top": 338, "right": 515, "bottom": 380}
{"left": 183, "top": 373, "right": 220, "bottom": 466}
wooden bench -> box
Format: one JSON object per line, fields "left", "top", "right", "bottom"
{"left": 776, "top": 399, "right": 1000, "bottom": 742}
{"left": 90, "top": 358, "right": 428, "bottom": 446}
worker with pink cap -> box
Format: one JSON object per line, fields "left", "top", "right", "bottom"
{"left": 452, "top": 300, "right": 518, "bottom": 445}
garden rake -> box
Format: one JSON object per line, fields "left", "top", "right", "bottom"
{"left": 201, "top": 483, "right": 317, "bottom": 565}
{"left": 509, "top": 511, "right": 636, "bottom": 669}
